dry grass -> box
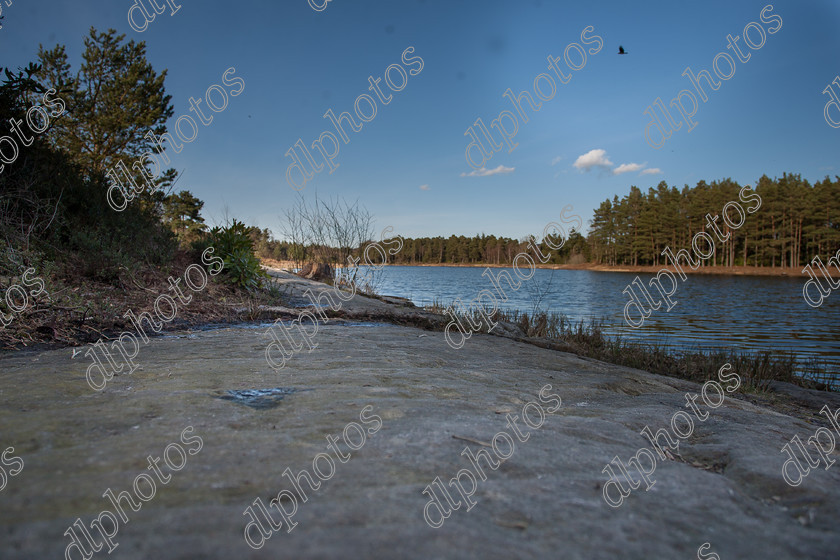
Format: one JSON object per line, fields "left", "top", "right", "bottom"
{"left": 0, "top": 255, "right": 289, "bottom": 352}
{"left": 426, "top": 304, "right": 837, "bottom": 393}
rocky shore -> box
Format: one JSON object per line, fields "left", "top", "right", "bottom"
{"left": 1, "top": 270, "right": 838, "bottom": 559}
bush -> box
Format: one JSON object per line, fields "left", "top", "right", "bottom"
{"left": 206, "top": 219, "right": 268, "bottom": 291}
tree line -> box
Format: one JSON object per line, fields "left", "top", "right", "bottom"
{"left": 251, "top": 208, "right": 589, "bottom": 267}
{"left": 251, "top": 174, "right": 839, "bottom": 271}
{"left": 588, "top": 174, "right": 840, "bottom": 268}
{"left": 373, "top": 231, "right": 589, "bottom": 266}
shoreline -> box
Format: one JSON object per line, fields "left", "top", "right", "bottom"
{"left": 401, "top": 262, "right": 835, "bottom": 277}
{"left": 261, "top": 258, "right": 834, "bottom": 278}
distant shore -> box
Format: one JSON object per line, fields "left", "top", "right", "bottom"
{"left": 260, "top": 258, "right": 837, "bottom": 278}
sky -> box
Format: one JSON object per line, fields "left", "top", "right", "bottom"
{"left": 1, "top": 0, "right": 838, "bottom": 239}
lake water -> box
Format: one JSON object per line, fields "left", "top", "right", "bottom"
{"left": 370, "top": 265, "right": 840, "bottom": 372}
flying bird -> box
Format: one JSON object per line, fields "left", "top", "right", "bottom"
{"left": 618, "top": 45, "right": 628, "bottom": 55}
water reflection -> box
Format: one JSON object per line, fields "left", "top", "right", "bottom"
{"left": 372, "top": 266, "right": 840, "bottom": 370}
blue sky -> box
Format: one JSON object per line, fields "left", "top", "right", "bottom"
{"left": 1, "top": 0, "right": 838, "bottom": 239}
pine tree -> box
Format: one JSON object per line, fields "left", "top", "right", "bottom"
{"left": 36, "top": 28, "right": 177, "bottom": 199}
{"left": 162, "top": 190, "right": 207, "bottom": 247}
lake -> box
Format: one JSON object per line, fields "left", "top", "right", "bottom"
{"left": 369, "top": 265, "right": 840, "bottom": 372}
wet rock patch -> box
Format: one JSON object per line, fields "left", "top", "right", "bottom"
{"left": 216, "top": 388, "right": 305, "bottom": 409}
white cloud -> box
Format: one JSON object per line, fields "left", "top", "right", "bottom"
{"left": 551, "top": 155, "right": 564, "bottom": 165}
{"left": 460, "top": 165, "right": 515, "bottom": 177}
{"left": 640, "top": 168, "right": 662, "bottom": 175}
{"left": 613, "top": 163, "right": 644, "bottom": 175}
{"left": 419, "top": 184, "right": 430, "bottom": 190}
{"left": 573, "top": 149, "right": 613, "bottom": 172}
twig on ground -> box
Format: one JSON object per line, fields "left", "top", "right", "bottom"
{"left": 452, "top": 435, "right": 492, "bottom": 447}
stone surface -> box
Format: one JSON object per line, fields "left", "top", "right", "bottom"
{"left": 296, "top": 263, "right": 334, "bottom": 282}
{"left": 0, "top": 272, "right": 839, "bottom": 559}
